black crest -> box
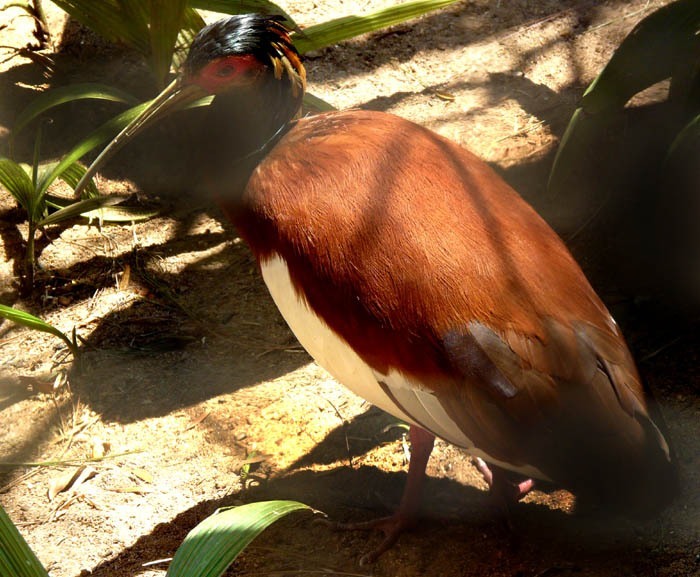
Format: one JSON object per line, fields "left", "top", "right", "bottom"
{"left": 184, "top": 14, "right": 297, "bottom": 75}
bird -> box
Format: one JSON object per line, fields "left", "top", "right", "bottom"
{"left": 75, "top": 14, "right": 678, "bottom": 565}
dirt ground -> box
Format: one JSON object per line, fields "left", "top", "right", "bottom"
{"left": 1, "top": 1, "right": 699, "bottom": 576}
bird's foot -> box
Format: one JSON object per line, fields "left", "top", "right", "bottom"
{"left": 474, "top": 457, "right": 534, "bottom": 507}
{"left": 319, "top": 426, "right": 434, "bottom": 565}
{"left": 320, "top": 512, "right": 415, "bottom": 566}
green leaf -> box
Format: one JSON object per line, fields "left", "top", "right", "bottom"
{"left": 49, "top": 0, "right": 150, "bottom": 54}
{"left": 303, "top": 92, "right": 336, "bottom": 112}
{"left": 51, "top": 93, "right": 214, "bottom": 200}
{"left": 79, "top": 204, "right": 159, "bottom": 223}
{"left": 149, "top": 0, "right": 188, "bottom": 87}
{"left": 31, "top": 121, "right": 42, "bottom": 188}
{"left": 173, "top": 9, "right": 207, "bottom": 72}
{"left": 44, "top": 193, "right": 158, "bottom": 222}
{"left": 189, "top": 0, "right": 296, "bottom": 28}
{"left": 0, "top": 158, "right": 34, "bottom": 211}
{"left": 0, "top": 304, "right": 75, "bottom": 353}
{"left": 50, "top": 0, "right": 296, "bottom": 77}
{"left": 0, "top": 505, "right": 49, "bottom": 577}
{"left": 118, "top": 0, "right": 151, "bottom": 52}
{"left": 292, "top": 0, "right": 460, "bottom": 53}
{"left": 70, "top": 95, "right": 213, "bottom": 199}
{"left": 548, "top": 0, "right": 700, "bottom": 194}
{"left": 38, "top": 194, "right": 127, "bottom": 226}
{"left": 55, "top": 161, "right": 99, "bottom": 199}
{"left": 28, "top": 124, "right": 46, "bottom": 223}
{"left": 547, "top": 106, "right": 617, "bottom": 193}
{"left": 12, "top": 83, "right": 139, "bottom": 142}
{"left": 667, "top": 112, "right": 700, "bottom": 161}
{"left": 39, "top": 100, "right": 151, "bottom": 197}
{"left": 581, "top": 0, "right": 700, "bottom": 113}
{"left": 166, "top": 501, "right": 311, "bottom": 577}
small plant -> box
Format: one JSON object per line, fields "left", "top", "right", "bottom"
{"left": 0, "top": 303, "right": 80, "bottom": 358}
{"left": 7, "top": 1, "right": 460, "bottom": 290}
{"left": 45, "top": 0, "right": 458, "bottom": 87}
{"left": 0, "top": 124, "right": 127, "bottom": 292}
{"left": 27, "top": 0, "right": 460, "bottom": 133}
{"left": 46, "top": 0, "right": 205, "bottom": 89}
{"left": 548, "top": 0, "right": 700, "bottom": 193}
{"left": 46, "top": 0, "right": 295, "bottom": 88}
{"left": 4, "top": 85, "right": 160, "bottom": 292}
{"left": 0, "top": 500, "right": 311, "bottom": 577}
{"left": 545, "top": 0, "right": 700, "bottom": 302}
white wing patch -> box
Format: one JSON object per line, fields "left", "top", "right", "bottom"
{"left": 260, "top": 254, "right": 548, "bottom": 480}
{"left": 260, "top": 254, "right": 412, "bottom": 419}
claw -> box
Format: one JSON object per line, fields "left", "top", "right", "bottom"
{"left": 327, "top": 513, "right": 414, "bottom": 565}
{"left": 318, "top": 426, "right": 435, "bottom": 564}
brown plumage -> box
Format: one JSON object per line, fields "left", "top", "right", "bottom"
{"left": 76, "top": 13, "right": 678, "bottom": 564}
{"left": 228, "top": 108, "right": 673, "bottom": 513}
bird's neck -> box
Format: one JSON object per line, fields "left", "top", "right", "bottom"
{"left": 199, "top": 75, "right": 302, "bottom": 199}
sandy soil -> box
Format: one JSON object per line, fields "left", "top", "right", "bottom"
{"left": 1, "top": 1, "right": 698, "bottom": 576}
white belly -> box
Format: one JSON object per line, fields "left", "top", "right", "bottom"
{"left": 260, "top": 254, "right": 547, "bottom": 480}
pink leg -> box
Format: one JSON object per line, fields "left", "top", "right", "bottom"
{"left": 329, "top": 426, "right": 435, "bottom": 565}
{"left": 474, "top": 457, "right": 534, "bottom": 505}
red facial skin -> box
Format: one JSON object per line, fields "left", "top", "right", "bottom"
{"left": 188, "top": 54, "right": 264, "bottom": 93}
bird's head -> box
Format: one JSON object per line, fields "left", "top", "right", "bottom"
{"left": 183, "top": 14, "right": 305, "bottom": 98}
{"left": 73, "top": 14, "right": 305, "bottom": 197}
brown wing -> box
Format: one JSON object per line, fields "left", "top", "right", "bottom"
{"left": 446, "top": 318, "right": 675, "bottom": 513}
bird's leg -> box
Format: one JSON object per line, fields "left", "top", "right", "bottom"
{"left": 474, "top": 456, "right": 534, "bottom": 511}
{"left": 330, "top": 425, "right": 435, "bottom": 565}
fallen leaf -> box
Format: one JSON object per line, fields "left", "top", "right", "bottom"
{"left": 48, "top": 467, "right": 83, "bottom": 501}
{"left": 435, "top": 91, "right": 455, "bottom": 101}
{"left": 91, "top": 437, "right": 110, "bottom": 459}
{"left": 47, "top": 466, "right": 96, "bottom": 501}
{"left": 118, "top": 264, "right": 131, "bottom": 291}
{"left": 240, "top": 454, "right": 269, "bottom": 466}
{"left": 128, "top": 468, "right": 153, "bottom": 484}
{"left": 112, "top": 486, "right": 152, "bottom": 495}
{"left": 185, "top": 411, "right": 211, "bottom": 431}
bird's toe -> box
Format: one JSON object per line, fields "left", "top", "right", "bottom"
{"left": 319, "top": 513, "right": 415, "bottom": 565}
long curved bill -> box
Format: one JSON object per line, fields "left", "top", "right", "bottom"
{"left": 73, "top": 78, "right": 209, "bottom": 197}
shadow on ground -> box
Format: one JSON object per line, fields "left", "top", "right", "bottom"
{"left": 82, "top": 462, "right": 685, "bottom": 577}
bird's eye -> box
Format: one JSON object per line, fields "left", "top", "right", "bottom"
{"left": 193, "top": 55, "right": 263, "bottom": 94}
{"left": 216, "top": 64, "right": 237, "bottom": 77}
